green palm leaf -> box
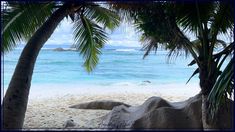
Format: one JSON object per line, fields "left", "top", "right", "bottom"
{"left": 84, "top": 5, "right": 120, "bottom": 31}
{"left": 191, "top": 39, "right": 228, "bottom": 54}
{"left": 72, "top": 5, "right": 120, "bottom": 72}
{"left": 120, "top": 3, "right": 201, "bottom": 64}
{"left": 208, "top": 58, "right": 234, "bottom": 119}
{"left": 73, "top": 14, "right": 107, "bottom": 72}
{"left": 175, "top": 2, "right": 215, "bottom": 35}
{"left": 210, "top": 1, "right": 234, "bottom": 37}
{"left": 2, "top": 2, "right": 55, "bottom": 53}
{"left": 186, "top": 68, "right": 199, "bottom": 84}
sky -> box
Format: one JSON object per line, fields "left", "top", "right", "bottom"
{"left": 45, "top": 18, "right": 232, "bottom": 48}
{"left": 3, "top": 1, "right": 232, "bottom": 48}
{"left": 45, "top": 18, "right": 142, "bottom": 47}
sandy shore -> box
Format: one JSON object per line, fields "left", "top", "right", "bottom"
{"left": 23, "top": 83, "right": 201, "bottom": 130}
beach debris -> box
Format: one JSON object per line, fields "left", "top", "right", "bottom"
{"left": 69, "top": 100, "right": 131, "bottom": 110}
{"left": 64, "top": 119, "right": 76, "bottom": 128}
{"left": 143, "top": 80, "right": 151, "bottom": 83}
{"left": 140, "top": 80, "right": 151, "bottom": 85}
{"left": 100, "top": 94, "right": 234, "bottom": 129}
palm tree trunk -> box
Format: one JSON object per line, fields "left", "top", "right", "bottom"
{"left": 2, "top": 4, "right": 71, "bottom": 129}
{"left": 199, "top": 62, "right": 218, "bottom": 129}
{"left": 201, "top": 94, "right": 216, "bottom": 129}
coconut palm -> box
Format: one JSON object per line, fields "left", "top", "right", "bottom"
{"left": 2, "top": 1, "right": 119, "bottom": 129}
{"left": 110, "top": 1, "right": 234, "bottom": 129}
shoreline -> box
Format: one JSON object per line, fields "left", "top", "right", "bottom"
{"left": 26, "top": 82, "right": 200, "bottom": 99}
{"left": 22, "top": 83, "right": 201, "bottom": 129}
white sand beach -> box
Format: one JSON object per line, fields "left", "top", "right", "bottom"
{"left": 22, "top": 83, "right": 201, "bottom": 129}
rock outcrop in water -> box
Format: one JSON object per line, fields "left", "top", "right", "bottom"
{"left": 100, "top": 94, "right": 234, "bottom": 129}
{"left": 53, "top": 47, "right": 66, "bottom": 51}
{"left": 53, "top": 47, "right": 76, "bottom": 51}
{"left": 69, "top": 100, "right": 131, "bottom": 110}
{"left": 143, "top": 80, "right": 151, "bottom": 83}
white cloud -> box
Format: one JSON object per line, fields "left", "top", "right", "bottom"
{"left": 20, "top": 17, "right": 232, "bottom": 47}
{"left": 106, "top": 22, "right": 142, "bottom": 47}
{"left": 45, "top": 19, "right": 142, "bottom": 47}
{"left": 106, "top": 40, "right": 141, "bottom": 47}
{"left": 45, "top": 19, "right": 74, "bottom": 45}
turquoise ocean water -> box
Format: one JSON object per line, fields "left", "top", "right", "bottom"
{"left": 3, "top": 44, "right": 199, "bottom": 88}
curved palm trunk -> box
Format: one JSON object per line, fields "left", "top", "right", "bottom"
{"left": 2, "top": 5, "right": 71, "bottom": 129}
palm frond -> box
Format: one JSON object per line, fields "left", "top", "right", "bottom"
{"left": 127, "top": 3, "right": 200, "bottom": 64}
{"left": 208, "top": 58, "right": 234, "bottom": 119}
{"left": 140, "top": 35, "right": 160, "bottom": 58}
{"left": 73, "top": 14, "right": 108, "bottom": 72}
{"left": 191, "top": 39, "right": 228, "bottom": 54}
{"left": 108, "top": 2, "right": 144, "bottom": 23}
{"left": 2, "top": 2, "right": 55, "bottom": 53}
{"left": 175, "top": 2, "right": 215, "bottom": 35}
{"left": 71, "top": 4, "right": 120, "bottom": 72}
{"left": 209, "top": 1, "right": 234, "bottom": 57}
{"left": 84, "top": 5, "right": 120, "bottom": 31}
{"left": 186, "top": 68, "right": 199, "bottom": 84}
{"left": 210, "top": 1, "right": 234, "bottom": 37}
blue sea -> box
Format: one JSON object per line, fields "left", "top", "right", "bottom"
{"left": 2, "top": 44, "right": 200, "bottom": 89}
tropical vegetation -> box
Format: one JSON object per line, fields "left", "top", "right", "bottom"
{"left": 110, "top": 0, "right": 234, "bottom": 128}
{"left": 2, "top": 1, "right": 120, "bottom": 129}
{"left": 1, "top": 0, "right": 234, "bottom": 130}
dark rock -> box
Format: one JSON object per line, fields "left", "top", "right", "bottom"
{"left": 100, "top": 94, "right": 233, "bottom": 129}
{"left": 69, "top": 100, "right": 131, "bottom": 110}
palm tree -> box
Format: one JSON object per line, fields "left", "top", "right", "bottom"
{"left": 2, "top": 1, "right": 120, "bottom": 129}
{"left": 110, "top": 1, "right": 234, "bottom": 129}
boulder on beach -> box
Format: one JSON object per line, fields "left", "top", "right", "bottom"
{"left": 53, "top": 47, "right": 66, "bottom": 51}
{"left": 69, "top": 100, "right": 131, "bottom": 110}
{"left": 100, "top": 94, "right": 234, "bottom": 129}
{"left": 63, "top": 119, "right": 76, "bottom": 128}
